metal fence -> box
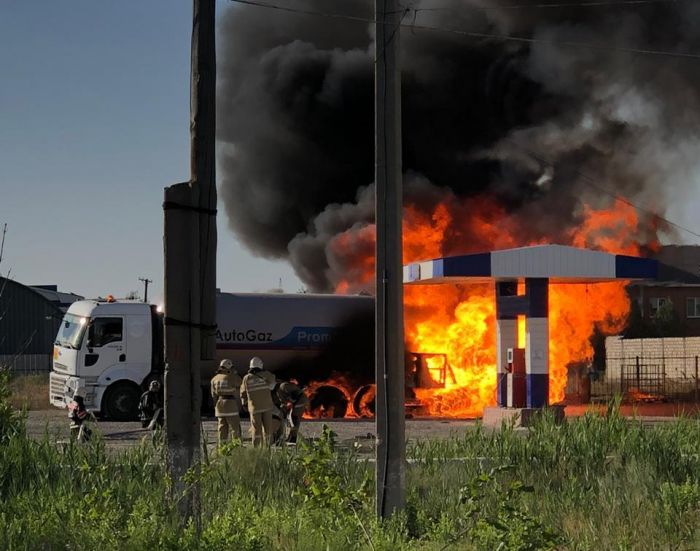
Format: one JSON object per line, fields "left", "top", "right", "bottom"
{"left": 0, "top": 354, "right": 52, "bottom": 375}
{"left": 591, "top": 355, "right": 700, "bottom": 403}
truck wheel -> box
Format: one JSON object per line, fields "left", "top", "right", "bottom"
{"left": 103, "top": 382, "right": 140, "bottom": 421}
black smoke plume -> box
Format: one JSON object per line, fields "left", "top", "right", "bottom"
{"left": 218, "top": 0, "right": 700, "bottom": 292}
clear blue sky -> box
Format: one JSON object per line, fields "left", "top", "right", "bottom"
{"left": 0, "top": 0, "right": 302, "bottom": 303}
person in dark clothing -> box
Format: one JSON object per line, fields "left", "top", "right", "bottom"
{"left": 68, "top": 391, "right": 92, "bottom": 442}
{"left": 138, "top": 380, "right": 164, "bottom": 430}
{"left": 274, "top": 380, "right": 309, "bottom": 443}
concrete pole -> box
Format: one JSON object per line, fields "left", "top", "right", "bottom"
{"left": 375, "top": 0, "right": 405, "bottom": 518}
{"left": 163, "top": 181, "right": 201, "bottom": 522}
{"left": 163, "top": 0, "right": 216, "bottom": 525}
{"left": 191, "top": 0, "right": 218, "bottom": 378}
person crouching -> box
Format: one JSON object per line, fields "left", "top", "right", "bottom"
{"left": 138, "top": 380, "right": 164, "bottom": 430}
{"left": 275, "top": 380, "right": 309, "bottom": 444}
{"left": 68, "top": 389, "right": 92, "bottom": 442}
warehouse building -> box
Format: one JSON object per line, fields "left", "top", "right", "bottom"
{"left": 0, "top": 277, "right": 82, "bottom": 373}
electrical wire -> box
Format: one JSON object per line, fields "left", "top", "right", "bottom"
{"left": 229, "top": 0, "right": 700, "bottom": 60}
{"left": 411, "top": 0, "right": 691, "bottom": 11}
{"left": 508, "top": 141, "right": 700, "bottom": 240}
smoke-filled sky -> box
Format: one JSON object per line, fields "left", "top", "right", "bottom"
{"left": 2, "top": 1, "right": 698, "bottom": 300}
{"left": 219, "top": 0, "right": 700, "bottom": 292}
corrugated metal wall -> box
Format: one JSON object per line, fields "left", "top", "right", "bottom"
{"left": 0, "top": 278, "right": 63, "bottom": 373}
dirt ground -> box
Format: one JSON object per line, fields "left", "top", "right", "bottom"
{"left": 25, "top": 409, "right": 477, "bottom": 451}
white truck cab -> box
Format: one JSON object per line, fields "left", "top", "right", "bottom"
{"left": 50, "top": 299, "right": 163, "bottom": 421}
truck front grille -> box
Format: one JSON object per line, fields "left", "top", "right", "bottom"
{"left": 49, "top": 372, "right": 69, "bottom": 404}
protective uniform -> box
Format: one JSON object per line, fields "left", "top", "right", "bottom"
{"left": 269, "top": 405, "right": 285, "bottom": 446}
{"left": 211, "top": 359, "right": 242, "bottom": 444}
{"left": 276, "top": 381, "right": 309, "bottom": 443}
{"left": 240, "top": 356, "right": 276, "bottom": 446}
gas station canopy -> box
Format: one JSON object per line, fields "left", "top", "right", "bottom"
{"left": 402, "top": 244, "right": 658, "bottom": 409}
{"left": 403, "top": 244, "right": 658, "bottom": 285}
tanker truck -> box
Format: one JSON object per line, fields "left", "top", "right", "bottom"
{"left": 49, "top": 290, "right": 449, "bottom": 420}
{"left": 50, "top": 291, "right": 370, "bottom": 420}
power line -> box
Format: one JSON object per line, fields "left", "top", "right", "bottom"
{"left": 229, "top": 0, "right": 700, "bottom": 60}
{"left": 411, "top": 0, "right": 689, "bottom": 11}
{"left": 510, "top": 141, "right": 700, "bottom": 240}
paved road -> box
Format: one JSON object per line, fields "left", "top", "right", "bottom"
{"left": 26, "top": 409, "right": 476, "bottom": 451}
{"left": 26, "top": 404, "right": 694, "bottom": 452}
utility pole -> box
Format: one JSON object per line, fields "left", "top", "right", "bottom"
{"left": 138, "top": 277, "right": 152, "bottom": 303}
{"left": 375, "top": 0, "right": 405, "bottom": 518}
{"left": 163, "top": 0, "right": 216, "bottom": 526}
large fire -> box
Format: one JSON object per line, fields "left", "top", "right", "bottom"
{"left": 313, "top": 195, "right": 658, "bottom": 418}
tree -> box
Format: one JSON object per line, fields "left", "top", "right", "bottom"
{"left": 623, "top": 300, "right": 654, "bottom": 338}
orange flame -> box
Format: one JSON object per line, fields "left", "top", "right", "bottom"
{"left": 327, "top": 196, "right": 656, "bottom": 418}
{"left": 303, "top": 376, "right": 356, "bottom": 419}
{"left": 517, "top": 315, "right": 526, "bottom": 349}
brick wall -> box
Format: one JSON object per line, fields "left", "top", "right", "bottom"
{"left": 605, "top": 336, "right": 700, "bottom": 380}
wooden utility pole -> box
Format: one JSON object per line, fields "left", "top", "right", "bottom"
{"left": 375, "top": 0, "right": 405, "bottom": 518}
{"left": 138, "top": 277, "right": 152, "bottom": 303}
{"left": 163, "top": 0, "right": 217, "bottom": 525}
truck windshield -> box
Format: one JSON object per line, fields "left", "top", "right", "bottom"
{"left": 55, "top": 314, "right": 88, "bottom": 349}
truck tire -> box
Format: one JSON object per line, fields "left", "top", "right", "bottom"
{"left": 103, "top": 382, "right": 140, "bottom": 421}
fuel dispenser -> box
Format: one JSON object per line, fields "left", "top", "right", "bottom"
{"left": 506, "top": 347, "right": 526, "bottom": 408}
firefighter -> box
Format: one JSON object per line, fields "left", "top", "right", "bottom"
{"left": 240, "top": 356, "right": 275, "bottom": 447}
{"left": 67, "top": 388, "right": 92, "bottom": 442}
{"left": 138, "top": 380, "right": 164, "bottom": 430}
{"left": 270, "top": 404, "right": 286, "bottom": 446}
{"left": 275, "top": 380, "right": 309, "bottom": 443}
{"left": 211, "top": 359, "right": 242, "bottom": 444}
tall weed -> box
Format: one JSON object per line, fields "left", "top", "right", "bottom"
{"left": 2, "top": 401, "right": 700, "bottom": 549}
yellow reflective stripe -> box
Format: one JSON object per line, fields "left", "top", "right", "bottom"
{"left": 245, "top": 379, "right": 269, "bottom": 391}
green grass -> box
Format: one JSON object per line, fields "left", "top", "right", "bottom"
{"left": 2, "top": 381, "right": 700, "bottom": 550}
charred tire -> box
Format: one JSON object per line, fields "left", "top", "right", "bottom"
{"left": 309, "top": 385, "right": 348, "bottom": 418}
{"left": 103, "top": 382, "right": 140, "bottom": 421}
{"left": 352, "top": 384, "right": 376, "bottom": 418}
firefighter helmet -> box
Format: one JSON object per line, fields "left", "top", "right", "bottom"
{"left": 219, "top": 359, "right": 233, "bottom": 373}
